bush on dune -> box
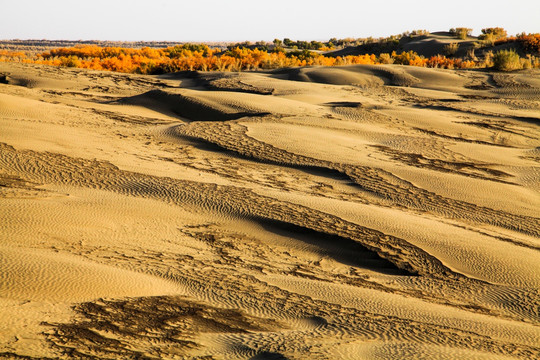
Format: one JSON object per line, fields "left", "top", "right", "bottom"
{"left": 450, "top": 27, "right": 472, "bottom": 40}
{"left": 495, "top": 33, "right": 540, "bottom": 55}
{"left": 443, "top": 42, "right": 459, "bottom": 56}
{"left": 479, "top": 27, "right": 508, "bottom": 42}
{"left": 493, "top": 49, "right": 522, "bottom": 71}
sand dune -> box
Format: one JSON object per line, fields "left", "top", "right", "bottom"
{"left": 0, "top": 61, "right": 539, "bottom": 359}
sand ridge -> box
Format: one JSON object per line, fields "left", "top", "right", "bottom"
{"left": 0, "top": 61, "right": 539, "bottom": 359}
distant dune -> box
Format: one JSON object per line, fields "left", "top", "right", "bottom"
{"left": 0, "top": 61, "right": 539, "bottom": 359}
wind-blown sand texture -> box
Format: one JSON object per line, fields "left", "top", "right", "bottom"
{"left": 0, "top": 62, "right": 539, "bottom": 359}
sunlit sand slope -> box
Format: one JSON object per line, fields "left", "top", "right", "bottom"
{"left": 0, "top": 62, "right": 539, "bottom": 359}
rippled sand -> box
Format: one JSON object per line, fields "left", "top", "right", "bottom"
{"left": 0, "top": 62, "right": 539, "bottom": 359}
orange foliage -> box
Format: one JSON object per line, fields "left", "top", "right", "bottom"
{"left": 0, "top": 49, "right": 27, "bottom": 61}
{"left": 495, "top": 33, "right": 540, "bottom": 55}
{"left": 3, "top": 44, "right": 483, "bottom": 73}
{"left": 391, "top": 51, "right": 427, "bottom": 66}
{"left": 32, "top": 45, "right": 384, "bottom": 73}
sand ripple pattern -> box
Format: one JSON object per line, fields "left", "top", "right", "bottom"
{"left": 176, "top": 121, "right": 540, "bottom": 237}
{"left": 0, "top": 143, "right": 451, "bottom": 278}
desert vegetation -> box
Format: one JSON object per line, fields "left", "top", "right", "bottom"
{"left": 450, "top": 27, "right": 472, "bottom": 40}
{"left": 493, "top": 49, "right": 522, "bottom": 71}
{"left": 443, "top": 42, "right": 460, "bottom": 56}
{"left": 495, "top": 33, "right": 540, "bottom": 54}
{"left": 0, "top": 44, "right": 477, "bottom": 73}
{"left": 1, "top": 30, "right": 539, "bottom": 73}
{"left": 478, "top": 27, "right": 508, "bottom": 45}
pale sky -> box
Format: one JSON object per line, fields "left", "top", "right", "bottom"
{"left": 1, "top": 0, "right": 538, "bottom": 42}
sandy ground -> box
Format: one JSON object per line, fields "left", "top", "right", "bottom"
{"left": 0, "top": 62, "right": 539, "bottom": 359}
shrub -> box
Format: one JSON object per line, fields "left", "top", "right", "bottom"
{"left": 521, "top": 57, "right": 532, "bottom": 69}
{"left": 409, "top": 29, "right": 430, "bottom": 37}
{"left": 443, "top": 42, "right": 460, "bottom": 56}
{"left": 493, "top": 49, "right": 522, "bottom": 71}
{"left": 494, "top": 34, "right": 540, "bottom": 55}
{"left": 479, "top": 33, "right": 496, "bottom": 47}
{"left": 466, "top": 48, "right": 477, "bottom": 61}
{"left": 378, "top": 53, "right": 394, "bottom": 64}
{"left": 391, "top": 51, "right": 426, "bottom": 66}
{"left": 482, "top": 50, "right": 494, "bottom": 67}
{"left": 479, "top": 27, "right": 507, "bottom": 41}
{"left": 517, "top": 33, "right": 540, "bottom": 55}
{"left": 450, "top": 27, "right": 472, "bottom": 40}
{"left": 60, "top": 55, "right": 81, "bottom": 67}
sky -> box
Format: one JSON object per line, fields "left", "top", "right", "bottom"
{"left": 1, "top": 0, "right": 539, "bottom": 42}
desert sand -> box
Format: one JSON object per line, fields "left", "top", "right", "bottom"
{"left": 0, "top": 61, "right": 539, "bottom": 359}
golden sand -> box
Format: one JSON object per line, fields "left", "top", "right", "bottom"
{"left": 0, "top": 62, "right": 538, "bottom": 359}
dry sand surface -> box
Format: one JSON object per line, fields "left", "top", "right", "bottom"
{"left": 0, "top": 62, "right": 539, "bottom": 359}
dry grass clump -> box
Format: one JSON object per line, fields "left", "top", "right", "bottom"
{"left": 493, "top": 49, "right": 522, "bottom": 71}
{"left": 443, "top": 43, "right": 460, "bottom": 56}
